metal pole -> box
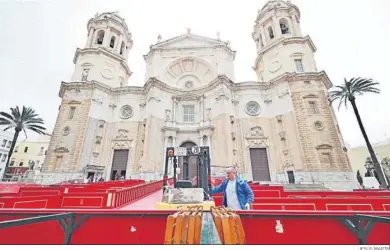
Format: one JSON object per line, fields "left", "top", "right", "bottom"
{"left": 200, "top": 151, "right": 208, "bottom": 199}
{"left": 183, "top": 155, "right": 189, "bottom": 180}
{"left": 173, "top": 156, "right": 177, "bottom": 188}
{"left": 205, "top": 148, "right": 212, "bottom": 197}
{"left": 163, "top": 148, "right": 170, "bottom": 191}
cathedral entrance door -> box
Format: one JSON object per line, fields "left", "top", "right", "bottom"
{"left": 177, "top": 141, "right": 198, "bottom": 181}
{"left": 249, "top": 148, "right": 271, "bottom": 181}
{"left": 110, "top": 149, "right": 129, "bottom": 180}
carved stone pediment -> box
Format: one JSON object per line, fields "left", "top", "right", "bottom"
{"left": 174, "top": 93, "right": 202, "bottom": 101}
{"left": 283, "top": 160, "right": 294, "bottom": 171}
{"left": 316, "top": 144, "right": 332, "bottom": 150}
{"left": 54, "top": 147, "right": 69, "bottom": 153}
{"left": 316, "top": 144, "right": 333, "bottom": 154}
{"left": 303, "top": 94, "right": 319, "bottom": 99}
{"left": 68, "top": 100, "right": 81, "bottom": 105}
{"left": 111, "top": 141, "right": 132, "bottom": 150}
{"left": 245, "top": 126, "right": 269, "bottom": 148}
{"left": 114, "top": 129, "right": 132, "bottom": 141}
{"left": 246, "top": 126, "right": 265, "bottom": 139}
{"left": 215, "top": 88, "right": 229, "bottom": 101}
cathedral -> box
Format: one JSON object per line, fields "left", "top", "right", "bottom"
{"left": 42, "top": 0, "right": 359, "bottom": 190}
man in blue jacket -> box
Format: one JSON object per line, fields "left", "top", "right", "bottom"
{"left": 211, "top": 167, "right": 254, "bottom": 210}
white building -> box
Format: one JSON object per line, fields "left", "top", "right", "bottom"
{"left": 0, "top": 130, "right": 14, "bottom": 178}
{"left": 42, "top": 1, "right": 358, "bottom": 190}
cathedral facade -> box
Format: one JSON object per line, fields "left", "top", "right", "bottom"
{"left": 42, "top": 0, "right": 359, "bottom": 190}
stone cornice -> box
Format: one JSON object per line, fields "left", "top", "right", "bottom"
{"left": 253, "top": 36, "right": 316, "bottom": 69}
{"left": 73, "top": 48, "right": 132, "bottom": 76}
{"left": 59, "top": 71, "right": 332, "bottom": 98}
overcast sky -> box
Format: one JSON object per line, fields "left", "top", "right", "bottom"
{"left": 0, "top": 0, "right": 389, "bottom": 147}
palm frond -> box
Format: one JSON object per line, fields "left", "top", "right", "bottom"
{"left": 328, "top": 77, "right": 381, "bottom": 109}
{"left": 0, "top": 105, "right": 47, "bottom": 136}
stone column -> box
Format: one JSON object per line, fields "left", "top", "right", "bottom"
{"left": 200, "top": 96, "right": 204, "bottom": 123}
{"left": 291, "top": 15, "right": 302, "bottom": 37}
{"left": 199, "top": 136, "right": 203, "bottom": 147}
{"left": 260, "top": 25, "right": 266, "bottom": 46}
{"left": 103, "top": 27, "right": 111, "bottom": 47}
{"left": 86, "top": 28, "right": 94, "bottom": 47}
{"left": 272, "top": 16, "right": 281, "bottom": 38}
{"left": 286, "top": 18, "right": 294, "bottom": 36}
{"left": 91, "top": 30, "right": 98, "bottom": 47}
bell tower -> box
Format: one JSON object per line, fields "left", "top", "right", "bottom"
{"left": 71, "top": 12, "right": 133, "bottom": 88}
{"left": 252, "top": 0, "right": 317, "bottom": 82}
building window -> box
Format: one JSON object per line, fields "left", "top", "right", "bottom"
{"left": 287, "top": 171, "right": 295, "bottom": 184}
{"left": 183, "top": 105, "right": 195, "bottom": 123}
{"left": 6, "top": 141, "right": 11, "bottom": 148}
{"left": 294, "top": 59, "right": 304, "bottom": 73}
{"left": 1, "top": 154, "right": 6, "bottom": 162}
{"left": 10, "top": 160, "right": 15, "bottom": 166}
{"left": 110, "top": 36, "right": 116, "bottom": 49}
{"left": 120, "top": 105, "right": 133, "bottom": 119}
{"left": 19, "top": 162, "right": 24, "bottom": 167}
{"left": 245, "top": 101, "right": 261, "bottom": 116}
{"left": 268, "top": 26, "right": 274, "bottom": 40}
{"left": 279, "top": 18, "right": 290, "bottom": 35}
{"left": 120, "top": 42, "right": 125, "bottom": 55}
{"left": 1, "top": 139, "right": 6, "bottom": 147}
{"left": 81, "top": 68, "right": 89, "bottom": 81}
{"left": 24, "top": 147, "right": 28, "bottom": 153}
{"left": 96, "top": 30, "right": 105, "bottom": 45}
{"left": 14, "top": 146, "right": 18, "bottom": 153}
{"left": 309, "top": 101, "right": 318, "bottom": 114}
{"left": 69, "top": 107, "right": 76, "bottom": 119}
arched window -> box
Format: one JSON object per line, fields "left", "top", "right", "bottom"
{"left": 110, "top": 36, "right": 116, "bottom": 48}
{"left": 268, "top": 26, "right": 274, "bottom": 39}
{"left": 279, "top": 18, "right": 290, "bottom": 34}
{"left": 120, "top": 41, "right": 125, "bottom": 55}
{"left": 96, "top": 30, "right": 105, "bottom": 45}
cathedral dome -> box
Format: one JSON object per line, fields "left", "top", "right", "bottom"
{"left": 259, "top": 0, "right": 300, "bottom": 17}
{"left": 88, "top": 12, "right": 128, "bottom": 29}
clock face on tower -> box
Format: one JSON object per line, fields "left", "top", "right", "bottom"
{"left": 269, "top": 60, "right": 282, "bottom": 73}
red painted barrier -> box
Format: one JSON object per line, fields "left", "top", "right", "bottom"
{"left": 0, "top": 195, "right": 62, "bottom": 209}
{"left": 0, "top": 179, "right": 166, "bottom": 209}
{"left": 0, "top": 210, "right": 389, "bottom": 244}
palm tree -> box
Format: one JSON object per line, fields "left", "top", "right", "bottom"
{"left": 0, "top": 106, "right": 47, "bottom": 178}
{"left": 328, "top": 77, "right": 388, "bottom": 189}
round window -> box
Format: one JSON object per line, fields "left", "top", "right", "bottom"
{"left": 245, "top": 101, "right": 261, "bottom": 116}
{"left": 185, "top": 81, "right": 193, "bottom": 88}
{"left": 314, "top": 121, "right": 324, "bottom": 131}
{"left": 62, "top": 126, "right": 70, "bottom": 136}
{"left": 120, "top": 105, "right": 133, "bottom": 119}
